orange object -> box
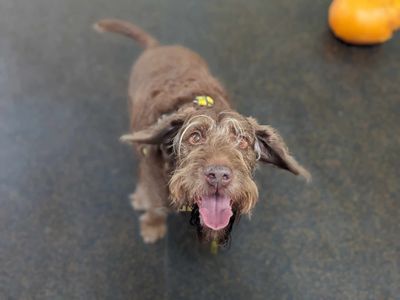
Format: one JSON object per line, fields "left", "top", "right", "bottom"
{"left": 329, "top": 0, "right": 400, "bottom": 45}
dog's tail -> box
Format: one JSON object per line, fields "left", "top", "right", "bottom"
{"left": 94, "top": 19, "right": 159, "bottom": 49}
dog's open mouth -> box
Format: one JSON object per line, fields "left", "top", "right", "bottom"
{"left": 197, "top": 194, "right": 233, "bottom": 230}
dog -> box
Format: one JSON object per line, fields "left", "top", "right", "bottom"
{"left": 94, "top": 19, "right": 310, "bottom": 246}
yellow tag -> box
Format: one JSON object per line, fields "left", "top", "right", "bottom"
{"left": 210, "top": 239, "right": 218, "bottom": 255}
{"left": 194, "top": 96, "right": 214, "bottom": 107}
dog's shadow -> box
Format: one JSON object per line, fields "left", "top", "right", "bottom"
{"left": 163, "top": 213, "right": 281, "bottom": 299}
{"left": 166, "top": 212, "right": 211, "bottom": 256}
{"left": 164, "top": 214, "right": 247, "bottom": 298}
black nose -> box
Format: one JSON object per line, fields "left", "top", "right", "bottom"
{"left": 204, "top": 165, "right": 232, "bottom": 187}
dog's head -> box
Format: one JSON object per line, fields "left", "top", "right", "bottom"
{"left": 122, "top": 106, "right": 310, "bottom": 244}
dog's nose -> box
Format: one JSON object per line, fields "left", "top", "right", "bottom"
{"left": 204, "top": 165, "right": 232, "bottom": 187}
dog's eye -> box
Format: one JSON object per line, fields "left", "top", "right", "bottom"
{"left": 238, "top": 136, "right": 249, "bottom": 149}
{"left": 188, "top": 131, "right": 203, "bottom": 145}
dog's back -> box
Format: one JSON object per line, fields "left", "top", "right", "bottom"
{"left": 95, "top": 19, "right": 230, "bottom": 131}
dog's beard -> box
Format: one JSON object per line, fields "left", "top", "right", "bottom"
{"left": 170, "top": 162, "right": 259, "bottom": 217}
{"left": 190, "top": 204, "right": 238, "bottom": 247}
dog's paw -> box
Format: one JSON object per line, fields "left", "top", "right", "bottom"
{"left": 130, "top": 190, "right": 148, "bottom": 211}
{"left": 141, "top": 223, "right": 167, "bottom": 243}
{"left": 139, "top": 213, "right": 167, "bottom": 243}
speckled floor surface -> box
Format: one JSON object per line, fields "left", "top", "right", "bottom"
{"left": 0, "top": 0, "right": 399, "bottom": 299}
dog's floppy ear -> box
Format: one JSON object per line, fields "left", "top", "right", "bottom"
{"left": 121, "top": 111, "right": 188, "bottom": 145}
{"left": 249, "top": 118, "right": 311, "bottom": 181}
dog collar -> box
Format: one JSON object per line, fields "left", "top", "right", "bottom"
{"left": 178, "top": 204, "right": 193, "bottom": 212}
{"left": 193, "top": 95, "right": 214, "bottom": 108}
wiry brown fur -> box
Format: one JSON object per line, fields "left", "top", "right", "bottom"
{"left": 169, "top": 112, "right": 259, "bottom": 213}
{"left": 95, "top": 19, "right": 310, "bottom": 245}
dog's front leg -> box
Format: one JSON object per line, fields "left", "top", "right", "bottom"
{"left": 130, "top": 152, "right": 169, "bottom": 243}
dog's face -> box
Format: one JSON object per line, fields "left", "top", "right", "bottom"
{"left": 122, "top": 107, "right": 310, "bottom": 244}
{"left": 169, "top": 112, "right": 259, "bottom": 242}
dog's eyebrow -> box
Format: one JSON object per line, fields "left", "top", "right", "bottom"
{"left": 218, "top": 111, "right": 238, "bottom": 119}
{"left": 174, "top": 115, "right": 216, "bottom": 157}
{"left": 220, "top": 116, "right": 251, "bottom": 136}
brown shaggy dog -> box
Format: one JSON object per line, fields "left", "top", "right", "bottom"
{"left": 94, "top": 19, "right": 310, "bottom": 245}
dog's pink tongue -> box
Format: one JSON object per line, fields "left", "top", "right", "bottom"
{"left": 198, "top": 195, "right": 233, "bottom": 230}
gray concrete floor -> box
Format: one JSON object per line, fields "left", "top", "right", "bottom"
{"left": 1, "top": 0, "right": 399, "bottom": 299}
